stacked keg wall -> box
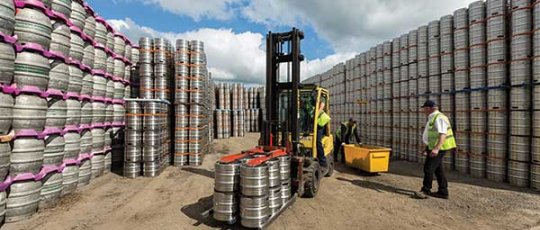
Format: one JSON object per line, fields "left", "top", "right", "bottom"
{"left": 213, "top": 83, "right": 265, "bottom": 139}
{"left": 302, "top": 0, "right": 540, "bottom": 192}
{"left": 0, "top": 0, "right": 133, "bottom": 223}
{"left": 173, "top": 39, "right": 212, "bottom": 167}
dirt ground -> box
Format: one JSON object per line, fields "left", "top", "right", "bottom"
{"left": 4, "top": 133, "right": 540, "bottom": 230}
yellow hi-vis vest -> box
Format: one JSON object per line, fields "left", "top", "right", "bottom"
{"left": 318, "top": 111, "right": 330, "bottom": 127}
{"left": 428, "top": 112, "right": 457, "bottom": 151}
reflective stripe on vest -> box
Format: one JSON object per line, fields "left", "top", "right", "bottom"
{"left": 428, "top": 112, "right": 457, "bottom": 151}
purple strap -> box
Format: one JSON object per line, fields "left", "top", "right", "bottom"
{"left": 92, "top": 123, "right": 105, "bottom": 129}
{"left": 43, "top": 127, "right": 65, "bottom": 136}
{"left": 13, "top": 129, "right": 42, "bottom": 139}
{"left": 79, "top": 124, "right": 92, "bottom": 130}
{"left": 64, "top": 92, "right": 80, "bottom": 100}
{"left": 64, "top": 125, "right": 80, "bottom": 133}
{"left": 0, "top": 31, "right": 17, "bottom": 45}
{"left": 80, "top": 94, "right": 92, "bottom": 101}
{"left": 46, "top": 88, "right": 64, "bottom": 98}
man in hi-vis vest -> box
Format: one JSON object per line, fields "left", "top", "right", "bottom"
{"left": 420, "top": 100, "right": 457, "bottom": 199}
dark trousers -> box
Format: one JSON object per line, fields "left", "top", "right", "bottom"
{"left": 333, "top": 137, "right": 346, "bottom": 163}
{"left": 422, "top": 149, "right": 449, "bottom": 195}
{"left": 317, "top": 128, "right": 327, "bottom": 166}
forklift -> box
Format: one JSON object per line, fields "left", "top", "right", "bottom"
{"left": 262, "top": 28, "right": 335, "bottom": 197}
{"left": 206, "top": 28, "right": 334, "bottom": 228}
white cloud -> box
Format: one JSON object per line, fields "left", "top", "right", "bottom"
{"left": 133, "top": 0, "right": 242, "bottom": 21}
{"left": 242, "top": 0, "right": 474, "bottom": 53}
{"left": 108, "top": 18, "right": 346, "bottom": 84}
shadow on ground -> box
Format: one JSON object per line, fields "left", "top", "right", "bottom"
{"left": 180, "top": 195, "right": 249, "bottom": 230}
{"left": 182, "top": 167, "right": 215, "bottom": 179}
{"left": 336, "top": 177, "right": 424, "bottom": 199}
{"left": 336, "top": 157, "right": 537, "bottom": 195}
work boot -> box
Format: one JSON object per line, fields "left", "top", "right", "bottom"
{"left": 431, "top": 191, "right": 449, "bottom": 199}
{"left": 420, "top": 188, "right": 431, "bottom": 196}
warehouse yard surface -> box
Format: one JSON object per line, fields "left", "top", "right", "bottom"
{"left": 4, "top": 133, "right": 540, "bottom": 230}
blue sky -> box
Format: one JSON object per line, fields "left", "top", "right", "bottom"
{"left": 88, "top": 0, "right": 335, "bottom": 60}
{"left": 89, "top": 0, "right": 474, "bottom": 84}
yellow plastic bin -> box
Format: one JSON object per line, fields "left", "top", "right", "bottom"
{"left": 343, "top": 144, "right": 391, "bottom": 173}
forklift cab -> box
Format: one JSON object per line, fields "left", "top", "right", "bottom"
{"left": 297, "top": 86, "right": 333, "bottom": 160}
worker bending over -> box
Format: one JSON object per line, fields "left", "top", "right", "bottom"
{"left": 334, "top": 117, "right": 360, "bottom": 163}
{"left": 420, "top": 100, "right": 456, "bottom": 199}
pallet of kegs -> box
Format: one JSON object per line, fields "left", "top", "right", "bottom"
{"left": 212, "top": 152, "right": 292, "bottom": 228}
{"left": 124, "top": 99, "right": 169, "bottom": 178}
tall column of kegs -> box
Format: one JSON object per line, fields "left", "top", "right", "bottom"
{"left": 187, "top": 40, "right": 208, "bottom": 166}
{"left": 0, "top": 0, "right": 132, "bottom": 222}
{"left": 174, "top": 39, "right": 190, "bottom": 166}
{"left": 486, "top": 0, "right": 508, "bottom": 182}
{"left": 532, "top": 0, "right": 540, "bottom": 191}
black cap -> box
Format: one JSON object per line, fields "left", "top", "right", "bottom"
{"left": 421, "top": 100, "right": 437, "bottom": 108}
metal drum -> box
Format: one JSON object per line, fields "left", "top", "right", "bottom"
{"left": 0, "top": 92, "right": 13, "bottom": 135}
{"left": 80, "top": 72, "right": 94, "bottom": 96}
{"left": 105, "top": 103, "right": 114, "bottom": 124}
{"left": 267, "top": 158, "right": 280, "bottom": 188}
{"left": 45, "top": 98, "right": 67, "bottom": 129}
{"left": 91, "top": 154, "right": 105, "bottom": 178}
{"left": 213, "top": 191, "right": 237, "bottom": 223}
{"left": 50, "top": 20, "right": 70, "bottom": 57}
{"left": 124, "top": 162, "right": 140, "bottom": 178}
{"left": 508, "top": 160, "right": 529, "bottom": 188}
{"left": 91, "top": 128, "right": 105, "bottom": 154}
{"left": 5, "top": 180, "right": 42, "bottom": 223}
{"left": 13, "top": 94, "right": 47, "bottom": 132}
{"left": 0, "top": 143, "right": 9, "bottom": 181}
{"left": 43, "top": 134, "right": 65, "bottom": 166}
{"left": 113, "top": 59, "right": 125, "bottom": 79}
{"left": 61, "top": 165, "right": 79, "bottom": 196}
{"left": 125, "top": 44, "right": 132, "bottom": 62}
{"left": 63, "top": 131, "right": 80, "bottom": 160}
{"left": 125, "top": 130, "right": 142, "bottom": 146}
{"left": 268, "top": 186, "right": 282, "bottom": 215}
{"left": 189, "top": 154, "right": 202, "bottom": 166}
{"left": 215, "top": 161, "right": 241, "bottom": 192}
{"left": 278, "top": 155, "right": 291, "bottom": 183}
{"left": 114, "top": 35, "right": 126, "bottom": 57}
{"left": 94, "top": 48, "right": 107, "bottom": 72}
{"left": 95, "top": 21, "right": 107, "bottom": 46}
{"left": 510, "top": 111, "right": 530, "bottom": 136}
{"left": 125, "top": 145, "right": 142, "bottom": 162}
{"left": 0, "top": 42, "right": 14, "bottom": 85}
{"left": 14, "top": 51, "right": 50, "bottom": 91}
{"left": 139, "top": 38, "right": 153, "bottom": 64}
{"left": 106, "top": 79, "right": 114, "bottom": 99}
{"left": 510, "top": 136, "right": 530, "bottom": 162}
{"left": 69, "top": 0, "right": 86, "bottom": 29}
{"left": 82, "top": 43, "right": 95, "bottom": 69}
{"left": 0, "top": 0, "right": 15, "bottom": 35}
{"left": 14, "top": 7, "right": 52, "bottom": 49}
{"left": 106, "top": 31, "right": 114, "bottom": 52}
{"left": 486, "top": 157, "right": 505, "bottom": 182}
{"left": 106, "top": 55, "right": 114, "bottom": 75}
{"left": 240, "top": 164, "right": 269, "bottom": 197}
{"left": 91, "top": 102, "right": 106, "bottom": 124}
{"left": 240, "top": 195, "right": 270, "bottom": 229}
{"left": 67, "top": 65, "right": 82, "bottom": 93}
{"left": 113, "top": 104, "right": 126, "bottom": 123}
{"left": 83, "top": 15, "right": 96, "bottom": 39}
{"left": 143, "top": 161, "right": 160, "bottom": 177}
{"left": 49, "top": 60, "right": 69, "bottom": 92}
{"left": 70, "top": 31, "right": 84, "bottom": 62}
{"left": 39, "top": 172, "right": 63, "bottom": 209}
{"left": 79, "top": 129, "right": 92, "bottom": 154}
{"left": 77, "top": 159, "right": 92, "bottom": 187}
{"left": 79, "top": 101, "right": 92, "bottom": 125}
{"left": 113, "top": 81, "right": 125, "bottom": 99}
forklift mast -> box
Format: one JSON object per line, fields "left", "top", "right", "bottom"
{"left": 262, "top": 28, "right": 305, "bottom": 155}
